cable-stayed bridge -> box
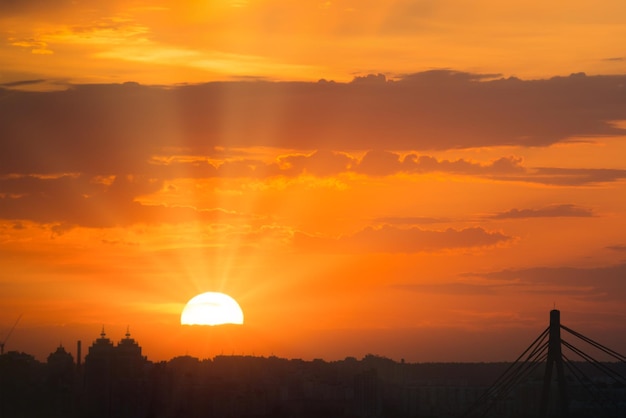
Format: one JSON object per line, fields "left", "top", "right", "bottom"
{"left": 462, "top": 310, "right": 626, "bottom": 418}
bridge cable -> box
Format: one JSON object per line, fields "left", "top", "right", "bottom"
{"left": 462, "top": 327, "right": 549, "bottom": 418}
{"left": 562, "top": 353, "right": 618, "bottom": 417}
{"left": 561, "top": 325, "right": 626, "bottom": 362}
{"left": 561, "top": 339, "right": 626, "bottom": 386}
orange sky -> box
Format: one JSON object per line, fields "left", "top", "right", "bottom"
{"left": 1, "top": 0, "right": 626, "bottom": 363}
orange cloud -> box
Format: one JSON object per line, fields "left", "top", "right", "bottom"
{"left": 294, "top": 225, "right": 512, "bottom": 253}
{"left": 489, "top": 204, "right": 594, "bottom": 219}
{"left": 472, "top": 262, "right": 626, "bottom": 303}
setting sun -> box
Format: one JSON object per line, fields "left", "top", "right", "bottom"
{"left": 180, "top": 292, "right": 244, "bottom": 326}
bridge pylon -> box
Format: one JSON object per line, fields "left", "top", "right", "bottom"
{"left": 540, "top": 309, "right": 569, "bottom": 417}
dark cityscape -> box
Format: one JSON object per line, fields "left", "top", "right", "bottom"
{"left": 1, "top": 312, "right": 625, "bottom": 418}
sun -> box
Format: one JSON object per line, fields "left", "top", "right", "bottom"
{"left": 180, "top": 292, "right": 244, "bottom": 326}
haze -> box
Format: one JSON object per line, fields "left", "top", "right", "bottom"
{"left": 1, "top": 0, "right": 625, "bottom": 363}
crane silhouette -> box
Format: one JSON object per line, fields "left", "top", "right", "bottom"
{"left": 0, "top": 314, "right": 22, "bottom": 355}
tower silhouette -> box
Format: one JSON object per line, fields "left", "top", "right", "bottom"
{"left": 540, "top": 309, "right": 568, "bottom": 417}
{"left": 462, "top": 308, "right": 626, "bottom": 417}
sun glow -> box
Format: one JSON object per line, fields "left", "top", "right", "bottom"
{"left": 180, "top": 292, "right": 244, "bottom": 326}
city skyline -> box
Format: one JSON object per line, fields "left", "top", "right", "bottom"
{"left": 1, "top": 0, "right": 626, "bottom": 363}
{"left": 4, "top": 321, "right": 624, "bottom": 418}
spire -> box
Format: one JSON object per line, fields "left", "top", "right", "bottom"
{"left": 100, "top": 325, "right": 106, "bottom": 339}
{"left": 125, "top": 325, "right": 131, "bottom": 339}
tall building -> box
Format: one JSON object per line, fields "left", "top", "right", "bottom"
{"left": 84, "top": 327, "right": 115, "bottom": 370}
{"left": 111, "top": 328, "right": 148, "bottom": 418}
{"left": 47, "top": 344, "right": 75, "bottom": 384}
{"left": 83, "top": 328, "right": 115, "bottom": 418}
{"left": 115, "top": 327, "right": 144, "bottom": 379}
{"left": 46, "top": 344, "right": 76, "bottom": 417}
{"left": 82, "top": 327, "right": 148, "bottom": 418}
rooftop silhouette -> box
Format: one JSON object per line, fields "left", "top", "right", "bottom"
{"left": 0, "top": 311, "right": 624, "bottom": 418}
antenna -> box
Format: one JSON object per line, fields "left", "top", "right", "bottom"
{"left": 1, "top": 314, "right": 23, "bottom": 355}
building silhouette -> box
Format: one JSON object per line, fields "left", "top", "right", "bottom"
{"left": 1, "top": 314, "right": 625, "bottom": 418}
{"left": 47, "top": 344, "right": 75, "bottom": 385}
{"left": 83, "top": 327, "right": 148, "bottom": 418}
{"left": 46, "top": 344, "right": 76, "bottom": 417}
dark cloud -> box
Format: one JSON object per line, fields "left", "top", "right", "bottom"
{"left": 216, "top": 160, "right": 259, "bottom": 178}
{"left": 274, "top": 150, "right": 356, "bottom": 177}
{"left": 0, "top": 150, "right": 619, "bottom": 227}
{"left": 352, "top": 151, "right": 525, "bottom": 177}
{"left": 1, "top": 71, "right": 625, "bottom": 227}
{"left": 0, "top": 0, "right": 61, "bottom": 14}
{"left": 0, "top": 0, "right": 116, "bottom": 16}
{"left": 413, "top": 262, "right": 626, "bottom": 303}
{"left": 151, "top": 159, "right": 219, "bottom": 180}
{"left": 355, "top": 150, "right": 403, "bottom": 176}
{"left": 519, "top": 167, "right": 626, "bottom": 186}
{"left": 394, "top": 282, "right": 506, "bottom": 295}
{"left": 489, "top": 204, "right": 594, "bottom": 219}
{"left": 2, "top": 71, "right": 625, "bottom": 177}
{"left": 0, "top": 79, "right": 48, "bottom": 88}
{"left": 471, "top": 262, "right": 626, "bottom": 301}
{"left": 350, "top": 73, "right": 388, "bottom": 84}
{"left": 476, "top": 166, "right": 626, "bottom": 186}
{"left": 293, "top": 225, "right": 512, "bottom": 253}
{"left": 606, "top": 244, "right": 626, "bottom": 252}
{"left": 0, "top": 174, "right": 248, "bottom": 228}
{"left": 339, "top": 153, "right": 624, "bottom": 185}
{"left": 101, "top": 239, "right": 139, "bottom": 246}
{"left": 374, "top": 216, "right": 450, "bottom": 225}
{"left": 404, "top": 154, "right": 525, "bottom": 175}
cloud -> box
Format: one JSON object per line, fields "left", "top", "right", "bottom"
{"left": 350, "top": 151, "right": 526, "bottom": 177}
{"left": 0, "top": 0, "right": 131, "bottom": 19}
{"left": 294, "top": 225, "right": 512, "bottom": 253}
{"left": 516, "top": 167, "right": 626, "bottom": 186}
{"left": 274, "top": 150, "right": 357, "bottom": 177}
{"left": 1, "top": 70, "right": 625, "bottom": 228}
{"left": 0, "top": 174, "right": 248, "bottom": 228}
{"left": 0, "top": 151, "right": 617, "bottom": 228}
{"left": 2, "top": 71, "right": 625, "bottom": 178}
{"left": 407, "top": 262, "right": 626, "bottom": 303}
{"left": 350, "top": 73, "right": 388, "bottom": 84}
{"left": 489, "top": 204, "right": 594, "bottom": 219}
{"left": 355, "top": 150, "right": 403, "bottom": 176}
{"left": 394, "top": 282, "right": 506, "bottom": 295}
{"left": 471, "top": 262, "right": 626, "bottom": 301}
{"left": 8, "top": 37, "right": 53, "bottom": 54}
{"left": 147, "top": 154, "right": 626, "bottom": 185}
{"left": 0, "top": 79, "right": 49, "bottom": 88}
{"left": 374, "top": 216, "right": 450, "bottom": 225}
{"left": 405, "top": 154, "right": 525, "bottom": 175}
{"left": 0, "top": 0, "right": 76, "bottom": 15}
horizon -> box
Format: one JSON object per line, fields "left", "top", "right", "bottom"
{"left": 3, "top": 305, "right": 624, "bottom": 364}
{"left": 1, "top": 1, "right": 626, "bottom": 364}
{"left": 6, "top": 308, "right": 625, "bottom": 366}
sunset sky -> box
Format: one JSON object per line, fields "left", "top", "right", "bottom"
{"left": 1, "top": 0, "right": 626, "bottom": 363}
